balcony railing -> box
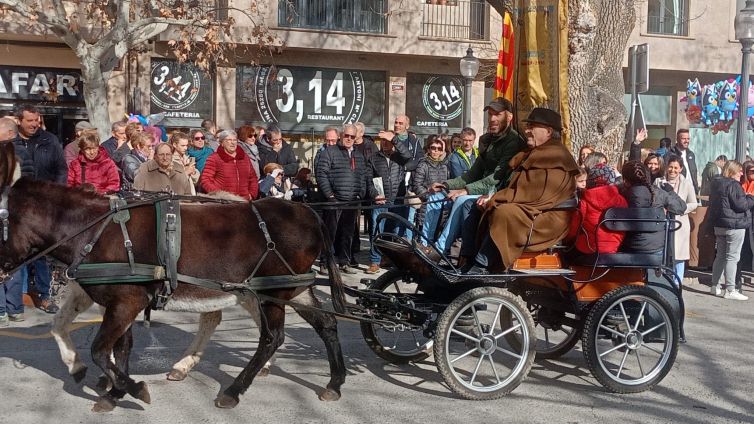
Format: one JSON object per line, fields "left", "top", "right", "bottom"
{"left": 421, "top": 0, "right": 488, "bottom": 41}
{"left": 278, "top": 0, "right": 388, "bottom": 34}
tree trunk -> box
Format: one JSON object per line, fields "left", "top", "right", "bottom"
{"left": 79, "top": 54, "right": 114, "bottom": 142}
{"left": 567, "top": 0, "right": 636, "bottom": 166}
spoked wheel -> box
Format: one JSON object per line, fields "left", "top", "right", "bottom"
{"left": 434, "top": 287, "right": 535, "bottom": 400}
{"left": 582, "top": 285, "right": 679, "bottom": 393}
{"left": 502, "top": 302, "right": 582, "bottom": 360}
{"left": 360, "top": 269, "right": 433, "bottom": 364}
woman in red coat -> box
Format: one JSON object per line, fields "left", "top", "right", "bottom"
{"left": 567, "top": 163, "right": 627, "bottom": 254}
{"left": 200, "top": 130, "right": 259, "bottom": 200}
{"left": 67, "top": 129, "right": 121, "bottom": 194}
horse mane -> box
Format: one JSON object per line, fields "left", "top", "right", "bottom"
{"left": 14, "top": 177, "right": 110, "bottom": 212}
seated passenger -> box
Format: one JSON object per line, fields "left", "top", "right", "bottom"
{"left": 468, "top": 108, "right": 579, "bottom": 273}
{"left": 426, "top": 98, "right": 527, "bottom": 256}
{"left": 618, "top": 160, "right": 687, "bottom": 253}
{"left": 567, "top": 164, "right": 627, "bottom": 254}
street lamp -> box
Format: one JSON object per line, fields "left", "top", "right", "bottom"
{"left": 735, "top": 0, "right": 754, "bottom": 162}
{"left": 459, "top": 46, "right": 480, "bottom": 128}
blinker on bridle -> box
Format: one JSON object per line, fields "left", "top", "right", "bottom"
{"left": 0, "top": 186, "right": 10, "bottom": 243}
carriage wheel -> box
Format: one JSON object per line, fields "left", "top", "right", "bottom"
{"left": 501, "top": 302, "right": 582, "bottom": 360}
{"left": 434, "top": 287, "right": 535, "bottom": 400}
{"left": 360, "top": 269, "right": 433, "bottom": 364}
{"left": 582, "top": 285, "right": 679, "bottom": 393}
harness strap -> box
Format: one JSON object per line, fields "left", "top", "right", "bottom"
{"left": 66, "top": 215, "right": 114, "bottom": 278}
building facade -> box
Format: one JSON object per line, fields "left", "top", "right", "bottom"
{"left": 623, "top": 0, "right": 752, "bottom": 166}
{"left": 0, "top": 1, "right": 501, "bottom": 166}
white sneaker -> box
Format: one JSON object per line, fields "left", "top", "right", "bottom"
{"left": 710, "top": 286, "right": 723, "bottom": 297}
{"left": 724, "top": 290, "right": 749, "bottom": 301}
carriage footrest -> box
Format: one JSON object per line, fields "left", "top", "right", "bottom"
{"left": 511, "top": 268, "right": 575, "bottom": 276}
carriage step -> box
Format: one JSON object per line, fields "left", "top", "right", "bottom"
{"left": 512, "top": 268, "right": 575, "bottom": 276}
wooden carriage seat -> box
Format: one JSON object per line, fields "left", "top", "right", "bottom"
{"left": 570, "top": 207, "right": 670, "bottom": 268}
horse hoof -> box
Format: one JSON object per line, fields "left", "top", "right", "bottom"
{"left": 96, "top": 376, "right": 112, "bottom": 392}
{"left": 72, "top": 366, "right": 88, "bottom": 383}
{"left": 129, "top": 381, "right": 151, "bottom": 404}
{"left": 91, "top": 396, "right": 116, "bottom": 413}
{"left": 318, "top": 389, "right": 341, "bottom": 402}
{"left": 257, "top": 367, "right": 270, "bottom": 378}
{"left": 215, "top": 394, "right": 239, "bottom": 409}
{"left": 167, "top": 369, "right": 187, "bottom": 381}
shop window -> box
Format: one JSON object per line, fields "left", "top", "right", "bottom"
{"left": 647, "top": 0, "right": 689, "bottom": 36}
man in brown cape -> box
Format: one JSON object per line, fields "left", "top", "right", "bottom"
{"left": 468, "top": 108, "right": 579, "bottom": 273}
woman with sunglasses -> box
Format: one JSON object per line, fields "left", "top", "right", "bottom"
{"left": 187, "top": 128, "right": 214, "bottom": 173}
{"left": 411, "top": 135, "right": 450, "bottom": 245}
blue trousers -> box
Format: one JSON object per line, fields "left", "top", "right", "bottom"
{"left": 29, "top": 257, "right": 52, "bottom": 301}
{"left": 1, "top": 267, "right": 27, "bottom": 315}
{"left": 428, "top": 193, "right": 480, "bottom": 254}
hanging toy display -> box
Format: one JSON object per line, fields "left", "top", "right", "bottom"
{"left": 681, "top": 75, "right": 754, "bottom": 133}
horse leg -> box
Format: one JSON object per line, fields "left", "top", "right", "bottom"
{"left": 51, "top": 282, "right": 94, "bottom": 383}
{"left": 291, "top": 288, "right": 346, "bottom": 401}
{"left": 215, "top": 303, "right": 286, "bottom": 409}
{"left": 106, "top": 325, "right": 148, "bottom": 404}
{"left": 239, "top": 298, "right": 274, "bottom": 376}
{"left": 90, "top": 304, "right": 150, "bottom": 413}
{"left": 168, "top": 310, "right": 222, "bottom": 381}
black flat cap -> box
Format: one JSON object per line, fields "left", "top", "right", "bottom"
{"left": 483, "top": 97, "right": 514, "bottom": 113}
{"left": 522, "top": 108, "right": 562, "bottom": 131}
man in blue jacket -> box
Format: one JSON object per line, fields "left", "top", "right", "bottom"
{"left": 13, "top": 105, "right": 64, "bottom": 313}
{"left": 447, "top": 127, "right": 478, "bottom": 179}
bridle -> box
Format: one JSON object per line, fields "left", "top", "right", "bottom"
{"left": 0, "top": 186, "right": 9, "bottom": 243}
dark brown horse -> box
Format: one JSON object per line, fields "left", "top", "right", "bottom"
{"left": 0, "top": 142, "right": 347, "bottom": 412}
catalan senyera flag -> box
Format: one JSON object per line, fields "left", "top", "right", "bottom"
{"left": 494, "top": 12, "right": 515, "bottom": 101}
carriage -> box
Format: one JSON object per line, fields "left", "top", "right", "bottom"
{"left": 350, "top": 206, "right": 683, "bottom": 399}
{"left": 0, "top": 140, "right": 682, "bottom": 410}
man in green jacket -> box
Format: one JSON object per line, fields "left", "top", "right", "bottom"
{"left": 421, "top": 97, "right": 526, "bottom": 254}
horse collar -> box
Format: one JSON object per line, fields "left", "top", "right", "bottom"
{"left": 0, "top": 186, "right": 10, "bottom": 243}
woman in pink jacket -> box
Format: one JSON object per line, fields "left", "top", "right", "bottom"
{"left": 67, "top": 129, "right": 121, "bottom": 194}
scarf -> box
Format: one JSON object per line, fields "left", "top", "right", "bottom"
{"left": 454, "top": 147, "right": 479, "bottom": 168}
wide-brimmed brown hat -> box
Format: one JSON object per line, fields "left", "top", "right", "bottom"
{"left": 522, "top": 108, "right": 562, "bottom": 131}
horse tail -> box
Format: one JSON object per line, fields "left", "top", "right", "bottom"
{"left": 309, "top": 206, "right": 347, "bottom": 314}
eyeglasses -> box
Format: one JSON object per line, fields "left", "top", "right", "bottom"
{"left": 747, "top": 170, "right": 754, "bottom": 174}
{"left": 194, "top": 136, "right": 205, "bottom": 140}
{"left": 429, "top": 146, "right": 443, "bottom": 151}
{"left": 342, "top": 134, "right": 356, "bottom": 139}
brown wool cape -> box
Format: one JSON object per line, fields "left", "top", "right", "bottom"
{"left": 480, "top": 138, "right": 580, "bottom": 269}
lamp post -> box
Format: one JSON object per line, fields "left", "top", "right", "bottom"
{"left": 459, "top": 46, "right": 480, "bottom": 128}
{"left": 735, "top": 0, "right": 754, "bottom": 162}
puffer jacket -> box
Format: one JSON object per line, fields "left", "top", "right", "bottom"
{"left": 567, "top": 184, "right": 628, "bottom": 254}
{"left": 14, "top": 129, "right": 67, "bottom": 183}
{"left": 258, "top": 141, "right": 299, "bottom": 177}
{"left": 620, "top": 184, "right": 687, "bottom": 252}
{"left": 411, "top": 156, "right": 449, "bottom": 198}
{"left": 120, "top": 150, "right": 147, "bottom": 190}
{"left": 315, "top": 145, "right": 369, "bottom": 201}
{"left": 11, "top": 143, "right": 35, "bottom": 178}
{"left": 367, "top": 141, "right": 414, "bottom": 202}
{"left": 67, "top": 147, "right": 121, "bottom": 194}
{"left": 708, "top": 176, "right": 754, "bottom": 229}
{"left": 200, "top": 146, "right": 259, "bottom": 200}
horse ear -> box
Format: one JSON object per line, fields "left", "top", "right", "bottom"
{"left": 0, "top": 141, "right": 16, "bottom": 189}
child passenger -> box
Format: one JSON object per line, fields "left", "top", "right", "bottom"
{"left": 567, "top": 164, "right": 627, "bottom": 254}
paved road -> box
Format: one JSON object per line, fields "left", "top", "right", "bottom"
{"left": 1, "top": 266, "right": 752, "bottom": 424}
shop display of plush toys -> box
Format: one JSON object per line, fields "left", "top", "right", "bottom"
{"left": 682, "top": 77, "right": 754, "bottom": 133}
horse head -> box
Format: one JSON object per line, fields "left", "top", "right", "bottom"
{"left": 0, "top": 141, "right": 19, "bottom": 282}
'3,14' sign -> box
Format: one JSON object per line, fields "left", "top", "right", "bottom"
{"left": 252, "top": 66, "right": 368, "bottom": 125}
